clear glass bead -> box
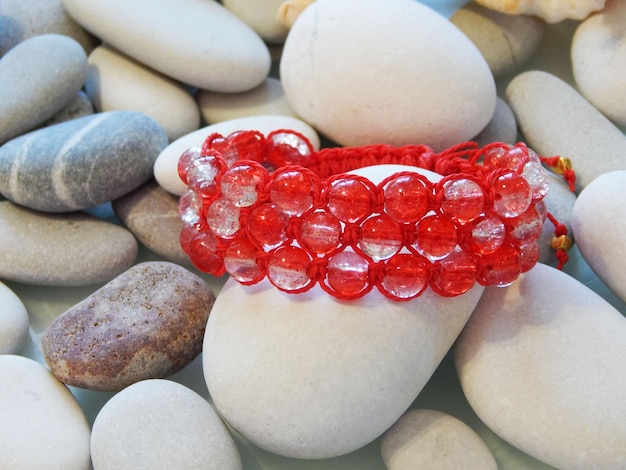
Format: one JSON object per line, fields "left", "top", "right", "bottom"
{"left": 271, "top": 132, "right": 312, "bottom": 158}
{"left": 299, "top": 211, "right": 342, "bottom": 255}
{"left": 383, "top": 174, "right": 429, "bottom": 223}
{"left": 207, "top": 197, "right": 240, "bottom": 238}
{"left": 359, "top": 215, "right": 402, "bottom": 261}
{"left": 467, "top": 215, "right": 505, "bottom": 254}
{"left": 178, "top": 189, "right": 203, "bottom": 226}
{"left": 441, "top": 177, "right": 484, "bottom": 223}
{"left": 224, "top": 238, "right": 262, "bottom": 283}
{"left": 248, "top": 203, "right": 289, "bottom": 249}
{"left": 414, "top": 214, "right": 458, "bottom": 261}
{"left": 508, "top": 207, "right": 543, "bottom": 244}
{"left": 221, "top": 163, "right": 267, "bottom": 208}
{"left": 270, "top": 170, "right": 316, "bottom": 216}
{"left": 381, "top": 253, "right": 429, "bottom": 299}
{"left": 522, "top": 160, "right": 550, "bottom": 200}
{"left": 493, "top": 172, "right": 532, "bottom": 218}
{"left": 327, "top": 177, "right": 372, "bottom": 223}
{"left": 185, "top": 154, "right": 222, "bottom": 197}
{"left": 268, "top": 246, "right": 311, "bottom": 291}
{"left": 327, "top": 251, "right": 369, "bottom": 297}
{"left": 177, "top": 146, "right": 201, "bottom": 184}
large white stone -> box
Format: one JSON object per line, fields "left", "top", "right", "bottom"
{"left": 91, "top": 379, "right": 241, "bottom": 470}
{"left": 455, "top": 263, "right": 626, "bottom": 470}
{"left": 62, "top": 0, "right": 270, "bottom": 92}
{"left": 85, "top": 45, "right": 200, "bottom": 141}
{"left": 280, "top": 0, "right": 496, "bottom": 150}
{"left": 571, "top": 170, "right": 626, "bottom": 303}
{"left": 572, "top": 0, "right": 626, "bottom": 127}
{"left": 0, "top": 355, "right": 91, "bottom": 470}
{"left": 0, "top": 281, "right": 29, "bottom": 354}
{"left": 203, "top": 276, "right": 483, "bottom": 459}
{"left": 154, "top": 115, "right": 320, "bottom": 196}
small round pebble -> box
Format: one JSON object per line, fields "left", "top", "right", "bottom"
{"left": 0, "top": 281, "right": 29, "bottom": 354}
{"left": 505, "top": 70, "right": 626, "bottom": 190}
{"left": 572, "top": 170, "right": 626, "bottom": 303}
{"left": 197, "top": 77, "right": 297, "bottom": 125}
{"left": 85, "top": 44, "right": 200, "bottom": 141}
{"left": 112, "top": 179, "right": 191, "bottom": 266}
{"left": 0, "top": 110, "right": 168, "bottom": 212}
{"left": 280, "top": 0, "right": 496, "bottom": 150}
{"left": 455, "top": 263, "right": 626, "bottom": 470}
{"left": 572, "top": 0, "right": 626, "bottom": 127}
{"left": 0, "top": 354, "right": 91, "bottom": 470}
{"left": 381, "top": 409, "right": 497, "bottom": 470}
{"left": 451, "top": 2, "right": 545, "bottom": 79}
{"left": 91, "top": 379, "right": 242, "bottom": 470}
{"left": 0, "top": 200, "right": 138, "bottom": 286}
{"left": 62, "top": 0, "right": 271, "bottom": 92}
{"left": 42, "top": 261, "right": 215, "bottom": 391}
{"left": 0, "top": 33, "right": 87, "bottom": 145}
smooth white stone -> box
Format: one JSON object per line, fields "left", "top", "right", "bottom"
{"left": 472, "top": 97, "right": 518, "bottom": 147}
{"left": 0, "top": 281, "right": 29, "bottom": 354}
{"left": 154, "top": 115, "right": 320, "bottom": 196}
{"left": 381, "top": 409, "right": 497, "bottom": 470}
{"left": 197, "top": 77, "right": 297, "bottom": 125}
{"left": 455, "top": 263, "right": 626, "bottom": 470}
{"left": 505, "top": 70, "right": 626, "bottom": 190}
{"left": 571, "top": 170, "right": 626, "bottom": 303}
{"left": 222, "top": 0, "right": 289, "bottom": 44}
{"left": 280, "top": 0, "right": 496, "bottom": 151}
{"left": 85, "top": 45, "right": 200, "bottom": 141}
{"left": 0, "top": 355, "right": 91, "bottom": 470}
{"left": 204, "top": 278, "right": 484, "bottom": 458}
{"left": 91, "top": 379, "right": 242, "bottom": 470}
{"left": 62, "top": 0, "right": 271, "bottom": 92}
{"left": 572, "top": 0, "right": 626, "bottom": 128}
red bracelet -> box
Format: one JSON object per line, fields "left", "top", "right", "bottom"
{"left": 177, "top": 129, "right": 570, "bottom": 301}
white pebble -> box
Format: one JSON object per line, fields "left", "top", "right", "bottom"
{"left": 0, "top": 281, "right": 29, "bottom": 354}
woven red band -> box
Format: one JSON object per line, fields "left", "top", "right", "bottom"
{"left": 178, "top": 129, "right": 563, "bottom": 301}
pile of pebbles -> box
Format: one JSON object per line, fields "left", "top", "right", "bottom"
{"left": 1, "top": 0, "right": 625, "bottom": 469}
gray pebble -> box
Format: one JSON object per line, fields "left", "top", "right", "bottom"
{"left": 42, "top": 261, "right": 215, "bottom": 391}
{"left": 473, "top": 96, "right": 518, "bottom": 146}
{"left": 112, "top": 179, "right": 191, "bottom": 266}
{"left": 0, "top": 200, "right": 138, "bottom": 286}
{"left": 0, "top": 33, "right": 87, "bottom": 145}
{"left": 41, "top": 90, "right": 95, "bottom": 127}
{"left": 0, "top": 110, "right": 168, "bottom": 212}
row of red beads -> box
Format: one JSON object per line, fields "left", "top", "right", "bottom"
{"left": 178, "top": 130, "right": 549, "bottom": 300}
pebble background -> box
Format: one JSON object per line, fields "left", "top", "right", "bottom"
{"left": 1, "top": 0, "right": 625, "bottom": 469}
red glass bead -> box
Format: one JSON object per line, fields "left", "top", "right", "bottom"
{"left": 185, "top": 154, "right": 225, "bottom": 198}
{"left": 507, "top": 207, "right": 543, "bottom": 244}
{"left": 484, "top": 145, "right": 527, "bottom": 172}
{"left": 267, "top": 246, "right": 311, "bottom": 291}
{"left": 381, "top": 253, "right": 429, "bottom": 299}
{"left": 414, "top": 214, "right": 458, "bottom": 260}
{"left": 270, "top": 169, "right": 317, "bottom": 216}
{"left": 180, "top": 224, "right": 200, "bottom": 255}
{"left": 430, "top": 249, "right": 477, "bottom": 296}
{"left": 207, "top": 130, "right": 265, "bottom": 166}
{"left": 441, "top": 177, "right": 484, "bottom": 223}
{"left": 327, "top": 176, "right": 372, "bottom": 223}
{"left": 299, "top": 211, "right": 342, "bottom": 255}
{"left": 265, "top": 130, "right": 314, "bottom": 168}
{"left": 359, "top": 214, "right": 402, "bottom": 261}
{"left": 177, "top": 146, "right": 201, "bottom": 184}
{"left": 519, "top": 241, "right": 540, "bottom": 273}
{"left": 178, "top": 189, "right": 203, "bottom": 226}
{"left": 383, "top": 174, "right": 429, "bottom": 223}
{"left": 247, "top": 203, "right": 289, "bottom": 249}
{"left": 187, "top": 231, "right": 223, "bottom": 274}
{"left": 465, "top": 215, "right": 505, "bottom": 255}
{"left": 221, "top": 162, "right": 268, "bottom": 208}
{"left": 207, "top": 198, "right": 240, "bottom": 239}
{"left": 326, "top": 251, "right": 369, "bottom": 297}
{"left": 223, "top": 238, "right": 263, "bottom": 283}
{"left": 493, "top": 171, "right": 532, "bottom": 218}
{"left": 477, "top": 244, "right": 521, "bottom": 287}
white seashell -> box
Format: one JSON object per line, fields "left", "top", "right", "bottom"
{"left": 474, "top": 0, "right": 606, "bottom": 23}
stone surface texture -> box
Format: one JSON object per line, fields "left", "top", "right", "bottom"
{"left": 222, "top": 0, "right": 289, "bottom": 44}
{"left": 0, "top": 281, "right": 30, "bottom": 354}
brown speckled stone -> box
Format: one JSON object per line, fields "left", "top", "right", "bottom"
{"left": 41, "top": 261, "right": 215, "bottom": 391}
{"left": 112, "top": 179, "right": 190, "bottom": 266}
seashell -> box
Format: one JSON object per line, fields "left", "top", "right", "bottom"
{"left": 473, "top": 0, "right": 606, "bottom": 23}
{"left": 276, "top": 0, "right": 316, "bottom": 27}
